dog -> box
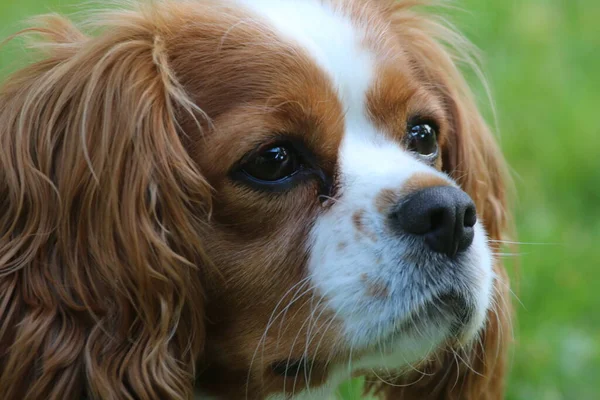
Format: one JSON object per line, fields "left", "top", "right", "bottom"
{"left": 0, "top": 0, "right": 512, "bottom": 399}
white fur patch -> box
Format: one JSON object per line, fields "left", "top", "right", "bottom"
{"left": 236, "top": 0, "right": 375, "bottom": 118}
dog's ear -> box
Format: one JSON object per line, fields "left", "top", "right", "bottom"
{"left": 365, "top": 3, "right": 512, "bottom": 399}
{"left": 0, "top": 9, "right": 210, "bottom": 400}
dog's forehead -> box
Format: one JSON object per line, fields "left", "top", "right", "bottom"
{"left": 235, "top": 0, "right": 379, "bottom": 116}
{"left": 177, "top": 0, "right": 438, "bottom": 181}
{"left": 233, "top": 0, "right": 435, "bottom": 161}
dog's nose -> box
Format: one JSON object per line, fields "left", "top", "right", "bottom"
{"left": 391, "top": 186, "right": 477, "bottom": 257}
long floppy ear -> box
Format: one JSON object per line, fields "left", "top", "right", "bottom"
{"left": 0, "top": 9, "right": 210, "bottom": 400}
{"left": 366, "top": 2, "right": 512, "bottom": 399}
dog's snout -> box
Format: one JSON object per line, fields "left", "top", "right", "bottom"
{"left": 391, "top": 186, "right": 476, "bottom": 257}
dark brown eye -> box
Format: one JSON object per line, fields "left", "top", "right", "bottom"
{"left": 241, "top": 145, "right": 301, "bottom": 182}
{"left": 407, "top": 122, "right": 438, "bottom": 157}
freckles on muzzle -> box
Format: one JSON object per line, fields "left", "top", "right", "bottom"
{"left": 308, "top": 167, "right": 493, "bottom": 353}
{"left": 360, "top": 273, "right": 389, "bottom": 299}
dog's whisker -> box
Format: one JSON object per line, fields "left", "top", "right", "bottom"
{"left": 246, "top": 276, "right": 312, "bottom": 399}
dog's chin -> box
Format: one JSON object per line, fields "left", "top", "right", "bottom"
{"left": 334, "top": 291, "right": 488, "bottom": 373}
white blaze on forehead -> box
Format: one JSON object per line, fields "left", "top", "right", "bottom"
{"left": 235, "top": 0, "right": 413, "bottom": 178}
{"left": 236, "top": 0, "right": 375, "bottom": 119}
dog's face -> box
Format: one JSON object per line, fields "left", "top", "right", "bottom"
{"left": 0, "top": 1, "right": 510, "bottom": 399}
{"left": 175, "top": 0, "right": 500, "bottom": 397}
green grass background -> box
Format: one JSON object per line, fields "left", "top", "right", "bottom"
{"left": 1, "top": 1, "right": 598, "bottom": 399}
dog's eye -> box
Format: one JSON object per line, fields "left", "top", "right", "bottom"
{"left": 241, "top": 144, "right": 301, "bottom": 182}
{"left": 407, "top": 122, "right": 438, "bottom": 157}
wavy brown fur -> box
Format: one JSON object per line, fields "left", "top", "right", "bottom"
{"left": 0, "top": 7, "right": 211, "bottom": 400}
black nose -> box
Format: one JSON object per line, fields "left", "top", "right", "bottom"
{"left": 391, "top": 186, "right": 477, "bottom": 257}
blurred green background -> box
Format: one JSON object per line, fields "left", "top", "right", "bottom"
{"left": 1, "top": 1, "right": 598, "bottom": 399}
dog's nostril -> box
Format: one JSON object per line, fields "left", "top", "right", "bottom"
{"left": 464, "top": 205, "right": 477, "bottom": 228}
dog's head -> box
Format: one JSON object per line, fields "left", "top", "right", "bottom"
{"left": 0, "top": 1, "right": 511, "bottom": 399}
